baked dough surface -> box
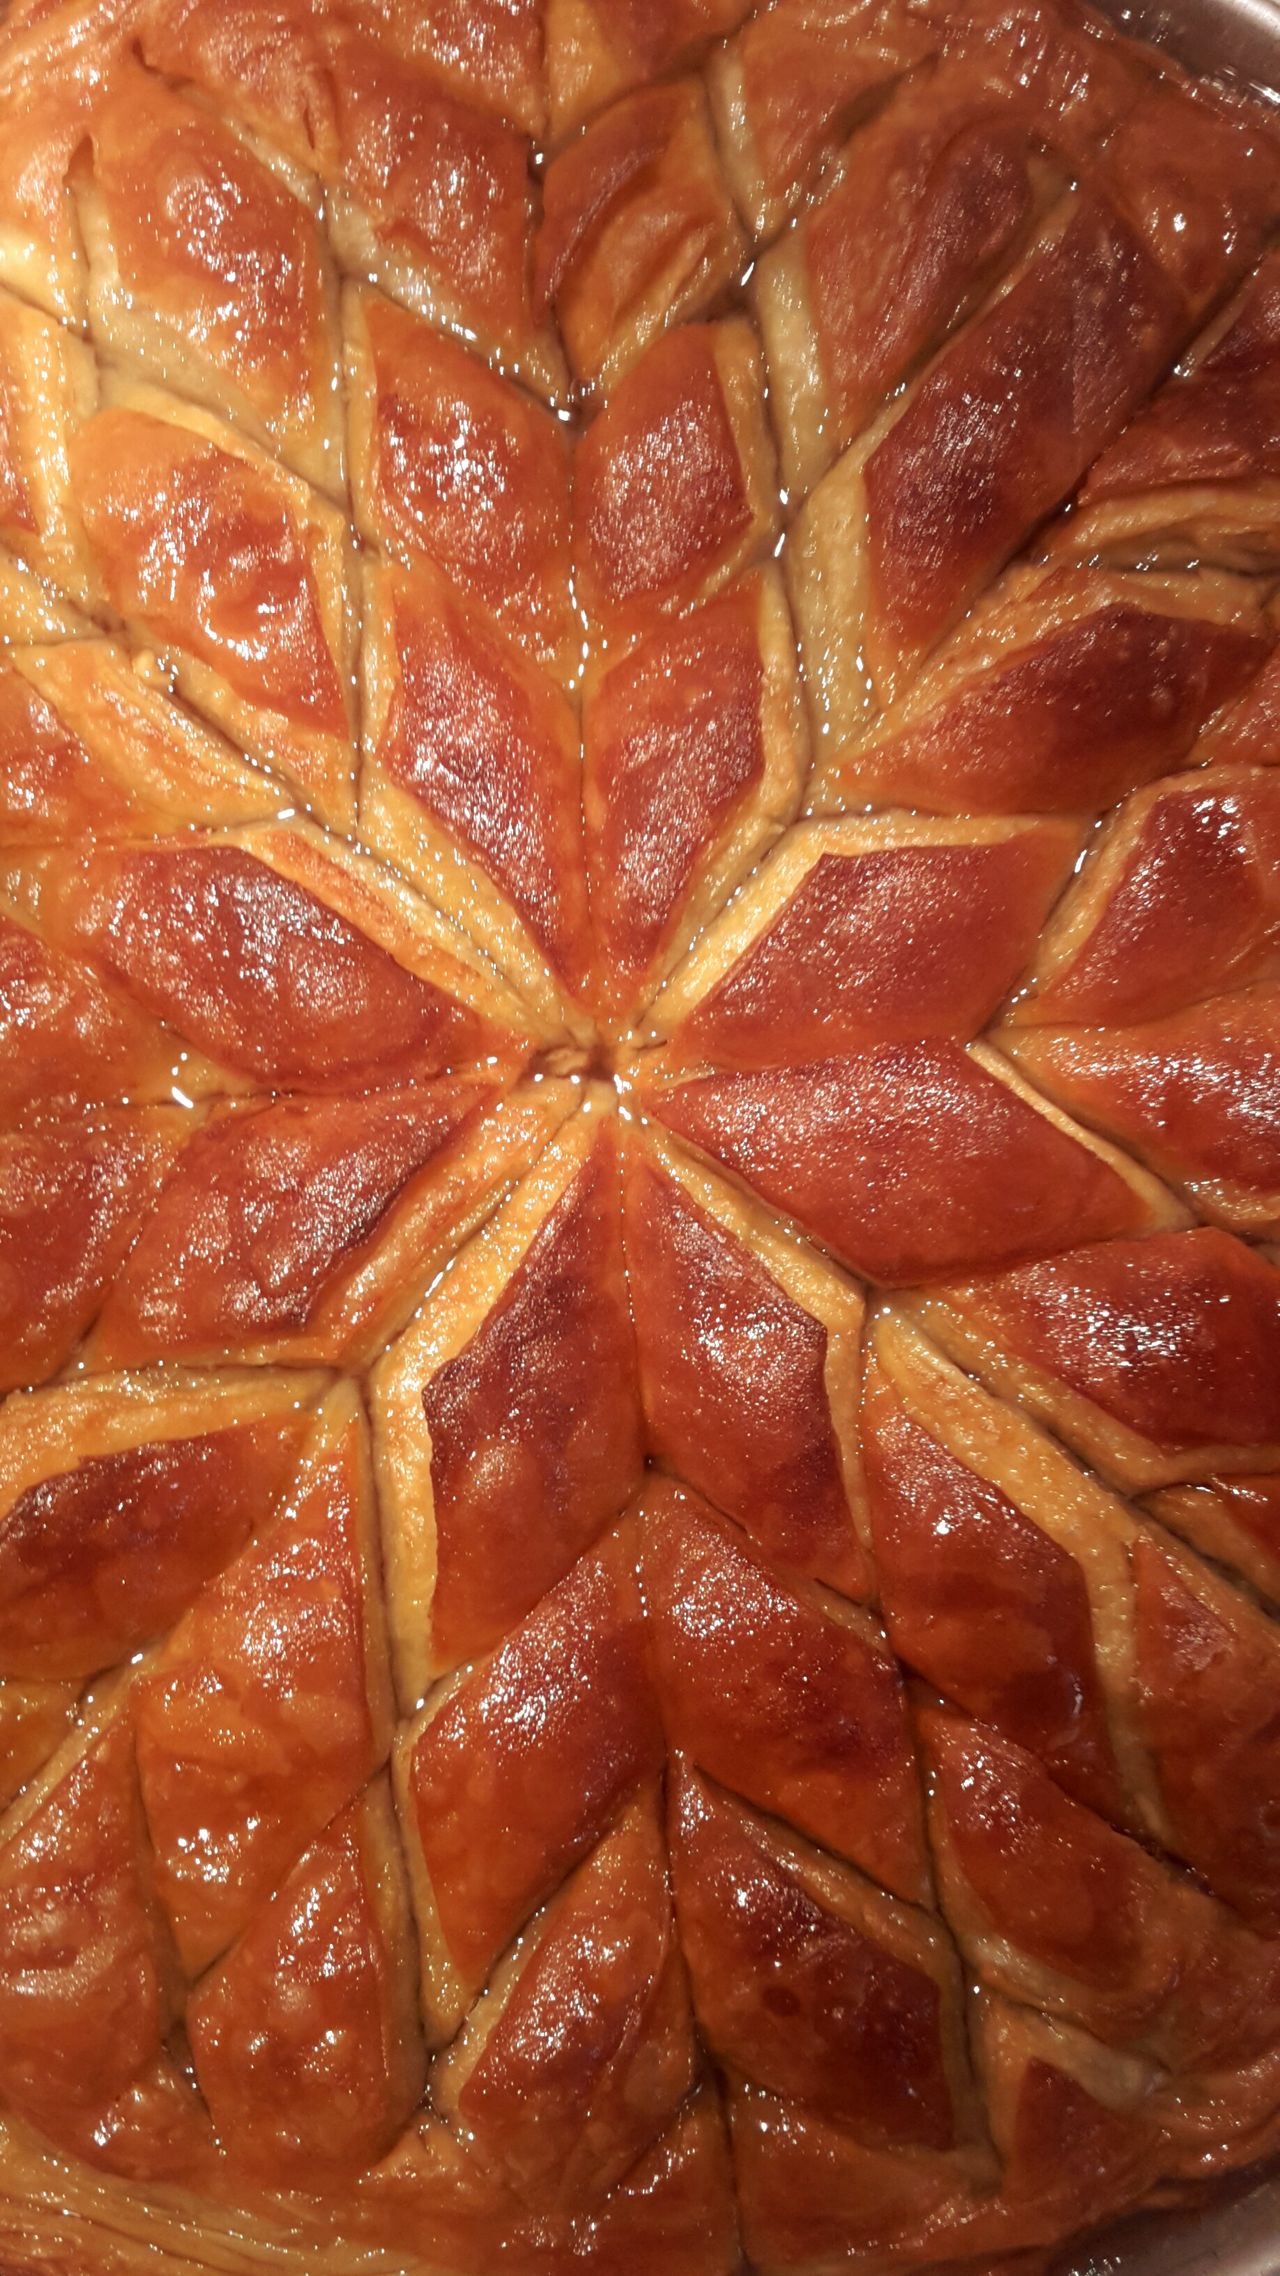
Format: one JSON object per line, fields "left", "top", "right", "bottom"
{"left": 0, "top": 0, "right": 1279, "bottom": 2269}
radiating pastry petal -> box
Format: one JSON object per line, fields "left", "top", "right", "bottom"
{"left": 639, "top": 1480, "right": 929, "bottom": 1904}
{"left": 641, "top": 1040, "right": 1184, "bottom": 1284}
{"left": 359, "top": 555, "right": 594, "bottom": 1033}
{"left": 188, "top": 1779, "right": 424, "bottom": 2185}
{"left": 0, "top": 1367, "right": 320, "bottom": 1681}
{"left": 362, "top": 2080, "right": 740, "bottom": 2274}
{"left": 0, "top": 4, "right": 136, "bottom": 324}
{"left": 647, "top": 813, "right": 1079, "bottom": 1063}
{"left": 1130, "top": 1536, "right": 1280, "bottom": 1932}
{"left": 1056, "top": 247, "right": 1280, "bottom": 571}
{"left": 394, "top": 1520, "right": 662, "bottom": 2039}
{"left": 536, "top": 79, "right": 745, "bottom": 397}
{"left": 726, "top": 2085, "right": 995, "bottom": 2274}
{"left": 138, "top": 0, "right": 337, "bottom": 174}
{"left": 0, "top": 821, "right": 541, "bottom": 1091}
{"left": 85, "top": 1079, "right": 562, "bottom": 1372}
{"left": 353, "top": 0, "right": 546, "bottom": 135}
{"left": 574, "top": 318, "right": 779, "bottom": 648}
{"left": 0, "top": 289, "right": 100, "bottom": 611}
{"left": 969, "top": 1996, "right": 1162, "bottom": 2242}
{"left": 0, "top": 643, "right": 284, "bottom": 847}
{"left": 372, "top": 1102, "right": 640, "bottom": 1695}
{"left": 585, "top": 568, "right": 808, "bottom": 1027}
{"left": 546, "top": 0, "right": 754, "bottom": 146}
{"left": 1006, "top": 983, "right": 1280, "bottom": 1234}
{"left": 135, "top": 1383, "right": 394, "bottom": 1976}
{"left": 796, "top": 560, "right": 1275, "bottom": 807}
{"left": 623, "top": 1123, "right": 869, "bottom": 1594}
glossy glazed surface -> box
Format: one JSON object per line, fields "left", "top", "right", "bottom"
{"left": 2, "top": 0, "right": 1279, "bottom": 2269}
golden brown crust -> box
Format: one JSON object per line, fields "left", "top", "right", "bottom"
{"left": 2, "top": 0, "right": 1280, "bottom": 2266}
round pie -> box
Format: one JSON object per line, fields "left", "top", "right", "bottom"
{"left": 0, "top": 0, "right": 1279, "bottom": 2271}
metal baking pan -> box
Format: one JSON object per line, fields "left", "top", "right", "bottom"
{"left": 1054, "top": 2163, "right": 1279, "bottom": 2273}
{"left": 1107, "top": 0, "right": 1280, "bottom": 91}
{"left": 1050, "top": 5, "right": 1280, "bottom": 2267}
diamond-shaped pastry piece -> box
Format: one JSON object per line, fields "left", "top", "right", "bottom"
{"left": 0, "top": 1367, "right": 321, "bottom": 1683}
{"left": 670, "top": 1763, "right": 977, "bottom": 2148}
{"left": 864, "top": 1312, "right": 1144, "bottom": 1827}
{"left": 1006, "top": 984, "right": 1280, "bottom": 1234}
{"left": 754, "top": 53, "right": 1062, "bottom": 496}
{"left": 707, "top": 0, "right": 937, "bottom": 241}
{"left": 809, "top": 564, "right": 1273, "bottom": 814}
{"left": 623, "top": 1123, "right": 869, "bottom": 1594}
{"left": 921, "top": 1703, "right": 1280, "bottom": 2086}
{"left": 359, "top": 555, "right": 594, "bottom": 1033}
{"left": 77, "top": 58, "right": 345, "bottom": 496}
{"left": 135, "top": 1382, "right": 394, "bottom": 1976}
{"left": 1130, "top": 1532, "right": 1280, "bottom": 1931}
{"left": 394, "top": 1520, "right": 662, "bottom": 2040}
{"left": 575, "top": 317, "right": 779, "bottom": 648}
{"left": 911, "top": 1227, "right": 1280, "bottom": 1497}
{"left": 585, "top": 568, "right": 808, "bottom": 1027}
{"left": 642, "top": 1039, "right": 1184, "bottom": 1284}
{"left": 0, "top": 820, "right": 542, "bottom": 1091}
{"left": 546, "top": 0, "right": 753, "bottom": 146}
{"left": 360, "top": 0, "right": 546, "bottom": 134}
{"left": 346, "top": 286, "right": 577, "bottom": 682}
{"left": 86, "top": 1079, "right": 571, "bottom": 1372}
{"left": 0, "top": 1698, "right": 213, "bottom": 2187}
{"left": 536, "top": 80, "right": 745, "bottom": 397}
{"left": 323, "top": 22, "right": 563, "bottom": 401}
{"left": 68, "top": 383, "right": 358, "bottom": 827}
{"left": 432, "top": 1786, "right": 697, "bottom": 2212}
{"left": 0, "top": 1106, "right": 195, "bottom": 1395}
{"left": 639, "top": 1480, "right": 929, "bottom": 1905}
{"left": 1010, "top": 764, "right": 1280, "bottom": 1027}
{"left": 187, "top": 1779, "right": 425, "bottom": 2183}
{"left": 372, "top": 1102, "right": 640, "bottom": 1697}
{"left": 0, "top": 903, "right": 221, "bottom": 1120}
{"left": 0, "top": 642, "right": 284, "bottom": 848}
{"left": 647, "top": 813, "right": 1079, "bottom": 1064}
{"left": 1056, "top": 246, "right": 1280, "bottom": 572}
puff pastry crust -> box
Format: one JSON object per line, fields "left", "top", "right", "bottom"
{"left": 1, "top": 0, "right": 1280, "bottom": 2271}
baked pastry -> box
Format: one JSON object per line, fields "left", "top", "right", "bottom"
{"left": 0, "top": 0, "right": 1279, "bottom": 2270}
